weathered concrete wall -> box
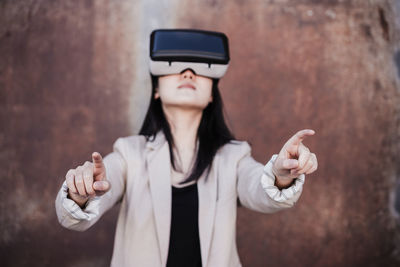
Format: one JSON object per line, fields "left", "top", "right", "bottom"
{"left": 1, "top": 0, "right": 399, "bottom": 266}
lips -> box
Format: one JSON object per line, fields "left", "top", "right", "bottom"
{"left": 178, "top": 83, "right": 196, "bottom": 90}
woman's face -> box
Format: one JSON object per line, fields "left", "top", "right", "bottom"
{"left": 155, "top": 69, "right": 213, "bottom": 110}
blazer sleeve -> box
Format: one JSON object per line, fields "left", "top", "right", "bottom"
{"left": 55, "top": 138, "right": 127, "bottom": 231}
{"left": 236, "top": 142, "right": 305, "bottom": 213}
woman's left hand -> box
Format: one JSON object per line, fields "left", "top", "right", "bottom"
{"left": 272, "top": 129, "right": 318, "bottom": 188}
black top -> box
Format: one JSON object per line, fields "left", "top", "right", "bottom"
{"left": 166, "top": 183, "right": 202, "bottom": 267}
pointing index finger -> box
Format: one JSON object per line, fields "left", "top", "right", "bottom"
{"left": 287, "top": 129, "right": 315, "bottom": 147}
{"left": 92, "top": 152, "right": 104, "bottom": 168}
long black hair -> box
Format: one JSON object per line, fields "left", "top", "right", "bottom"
{"left": 139, "top": 74, "right": 235, "bottom": 183}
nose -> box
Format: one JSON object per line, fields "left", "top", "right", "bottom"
{"left": 181, "top": 69, "right": 196, "bottom": 80}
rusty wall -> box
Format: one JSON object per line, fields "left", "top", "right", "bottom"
{"left": 1, "top": 0, "right": 399, "bottom": 266}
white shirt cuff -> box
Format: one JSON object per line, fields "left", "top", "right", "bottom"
{"left": 60, "top": 181, "right": 100, "bottom": 221}
{"left": 261, "top": 154, "right": 305, "bottom": 202}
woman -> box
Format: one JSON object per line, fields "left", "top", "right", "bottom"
{"left": 55, "top": 29, "right": 318, "bottom": 267}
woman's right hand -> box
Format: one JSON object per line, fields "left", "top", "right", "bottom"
{"left": 65, "top": 152, "right": 111, "bottom": 208}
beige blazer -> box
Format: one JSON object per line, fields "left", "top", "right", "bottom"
{"left": 55, "top": 131, "right": 305, "bottom": 267}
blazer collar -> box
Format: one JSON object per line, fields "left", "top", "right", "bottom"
{"left": 145, "top": 130, "right": 167, "bottom": 151}
{"left": 146, "top": 132, "right": 171, "bottom": 266}
{"left": 197, "top": 157, "right": 218, "bottom": 266}
{"left": 145, "top": 130, "right": 218, "bottom": 267}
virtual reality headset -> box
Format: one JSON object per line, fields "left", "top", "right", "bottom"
{"left": 149, "top": 29, "right": 230, "bottom": 79}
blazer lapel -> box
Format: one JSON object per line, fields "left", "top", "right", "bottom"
{"left": 146, "top": 132, "right": 172, "bottom": 266}
{"left": 197, "top": 154, "right": 218, "bottom": 267}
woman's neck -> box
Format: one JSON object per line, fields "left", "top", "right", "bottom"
{"left": 162, "top": 106, "right": 202, "bottom": 151}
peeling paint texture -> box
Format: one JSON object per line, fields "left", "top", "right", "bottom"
{"left": 1, "top": 0, "right": 400, "bottom": 266}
